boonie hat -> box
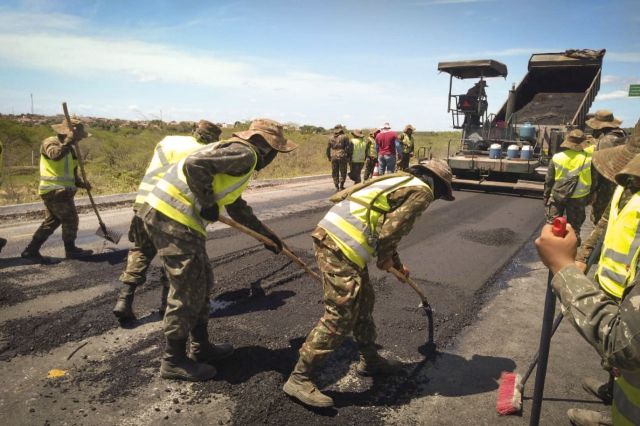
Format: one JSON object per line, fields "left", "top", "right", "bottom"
{"left": 233, "top": 118, "right": 298, "bottom": 152}
{"left": 413, "top": 159, "right": 455, "bottom": 201}
{"left": 351, "top": 129, "right": 364, "bottom": 138}
{"left": 382, "top": 122, "right": 391, "bottom": 130}
{"left": 51, "top": 117, "right": 90, "bottom": 138}
{"left": 560, "top": 129, "right": 587, "bottom": 151}
{"left": 586, "top": 109, "right": 622, "bottom": 130}
{"left": 594, "top": 120, "right": 640, "bottom": 184}
{"left": 194, "top": 120, "right": 222, "bottom": 142}
{"left": 404, "top": 124, "right": 416, "bottom": 132}
{"left": 332, "top": 124, "right": 345, "bottom": 135}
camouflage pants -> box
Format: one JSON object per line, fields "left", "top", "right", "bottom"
{"left": 546, "top": 197, "right": 587, "bottom": 244}
{"left": 590, "top": 180, "right": 616, "bottom": 225}
{"left": 144, "top": 221, "right": 212, "bottom": 340}
{"left": 363, "top": 157, "right": 377, "bottom": 181}
{"left": 348, "top": 162, "right": 364, "bottom": 184}
{"left": 119, "top": 215, "right": 168, "bottom": 288}
{"left": 331, "top": 159, "right": 348, "bottom": 188}
{"left": 31, "top": 189, "right": 79, "bottom": 246}
{"left": 298, "top": 239, "right": 376, "bottom": 366}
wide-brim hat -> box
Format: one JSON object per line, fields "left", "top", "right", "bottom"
{"left": 404, "top": 124, "right": 416, "bottom": 132}
{"left": 415, "top": 159, "right": 455, "bottom": 201}
{"left": 233, "top": 118, "right": 298, "bottom": 152}
{"left": 351, "top": 129, "right": 364, "bottom": 138}
{"left": 332, "top": 124, "right": 345, "bottom": 135}
{"left": 382, "top": 122, "right": 391, "bottom": 130}
{"left": 51, "top": 118, "right": 91, "bottom": 138}
{"left": 593, "top": 120, "right": 640, "bottom": 183}
{"left": 559, "top": 129, "right": 587, "bottom": 151}
{"left": 586, "top": 109, "right": 622, "bottom": 130}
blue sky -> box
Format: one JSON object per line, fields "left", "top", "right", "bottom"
{"left": 0, "top": 0, "right": 638, "bottom": 130}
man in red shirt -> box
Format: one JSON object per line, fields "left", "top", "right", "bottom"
{"left": 375, "top": 123, "right": 398, "bottom": 175}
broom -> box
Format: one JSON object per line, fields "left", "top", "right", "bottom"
{"left": 496, "top": 218, "right": 603, "bottom": 416}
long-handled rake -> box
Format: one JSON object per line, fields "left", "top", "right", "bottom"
{"left": 62, "top": 102, "right": 121, "bottom": 244}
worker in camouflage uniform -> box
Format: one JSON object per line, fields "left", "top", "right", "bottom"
{"left": 327, "top": 125, "right": 352, "bottom": 191}
{"left": 397, "top": 124, "right": 415, "bottom": 171}
{"left": 283, "top": 159, "right": 455, "bottom": 408}
{"left": 348, "top": 129, "right": 367, "bottom": 184}
{"left": 138, "top": 119, "right": 297, "bottom": 381}
{"left": 0, "top": 139, "right": 6, "bottom": 253}
{"left": 544, "top": 129, "right": 594, "bottom": 245}
{"left": 113, "top": 120, "right": 222, "bottom": 323}
{"left": 363, "top": 130, "right": 379, "bottom": 181}
{"left": 535, "top": 124, "right": 640, "bottom": 425}
{"left": 21, "top": 118, "right": 93, "bottom": 263}
{"left": 584, "top": 110, "right": 628, "bottom": 224}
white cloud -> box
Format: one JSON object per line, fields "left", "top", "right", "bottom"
{"left": 601, "top": 75, "right": 620, "bottom": 84}
{"left": 597, "top": 90, "right": 629, "bottom": 100}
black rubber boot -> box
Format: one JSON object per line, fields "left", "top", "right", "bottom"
{"left": 283, "top": 357, "right": 334, "bottom": 407}
{"left": 161, "top": 338, "right": 217, "bottom": 381}
{"left": 188, "top": 323, "right": 234, "bottom": 364}
{"left": 64, "top": 242, "right": 93, "bottom": 259}
{"left": 356, "top": 347, "right": 404, "bottom": 377}
{"left": 113, "top": 284, "right": 137, "bottom": 322}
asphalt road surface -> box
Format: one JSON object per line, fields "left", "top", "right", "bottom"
{"left": 0, "top": 177, "right": 544, "bottom": 425}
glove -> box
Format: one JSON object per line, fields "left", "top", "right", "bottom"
{"left": 78, "top": 181, "right": 91, "bottom": 191}
{"left": 199, "top": 204, "right": 219, "bottom": 222}
{"left": 262, "top": 229, "right": 284, "bottom": 254}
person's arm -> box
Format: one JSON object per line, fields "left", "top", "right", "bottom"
{"left": 376, "top": 186, "right": 433, "bottom": 269}
{"left": 552, "top": 265, "right": 640, "bottom": 371}
{"left": 41, "top": 137, "right": 73, "bottom": 161}
{"left": 183, "top": 142, "right": 256, "bottom": 210}
{"left": 226, "top": 196, "right": 283, "bottom": 252}
{"left": 326, "top": 140, "right": 332, "bottom": 161}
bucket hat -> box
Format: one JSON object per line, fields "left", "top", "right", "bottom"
{"left": 194, "top": 120, "right": 222, "bottom": 143}
{"left": 233, "top": 118, "right": 298, "bottom": 152}
{"left": 382, "top": 122, "right": 391, "bottom": 130}
{"left": 351, "top": 129, "right": 364, "bottom": 138}
{"left": 593, "top": 120, "right": 640, "bottom": 183}
{"left": 404, "top": 124, "right": 416, "bottom": 133}
{"left": 586, "top": 109, "right": 622, "bottom": 130}
{"left": 332, "top": 124, "right": 345, "bottom": 135}
{"left": 412, "top": 159, "right": 455, "bottom": 201}
{"left": 51, "top": 117, "right": 91, "bottom": 138}
{"left": 559, "top": 129, "right": 587, "bottom": 151}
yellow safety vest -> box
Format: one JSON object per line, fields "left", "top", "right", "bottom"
{"left": 613, "top": 370, "right": 640, "bottom": 425}
{"left": 318, "top": 173, "right": 431, "bottom": 268}
{"left": 134, "top": 136, "right": 206, "bottom": 209}
{"left": 351, "top": 137, "right": 367, "bottom": 163}
{"left": 145, "top": 141, "right": 257, "bottom": 237}
{"left": 596, "top": 186, "right": 640, "bottom": 299}
{"left": 552, "top": 150, "right": 592, "bottom": 198}
{"left": 583, "top": 144, "right": 595, "bottom": 154}
{"left": 38, "top": 145, "right": 78, "bottom": 195}
{"left": 399, "top": 133, "right": 414, "bottom": 154}
{"left": 367, "top": 137, "right": 377, "bottom": 158}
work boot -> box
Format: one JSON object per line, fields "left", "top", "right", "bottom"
{"left": 356, "top": 349, "right": 404, "bottom": 377}
{"left": 158, "top": 284, "right": 169, "bottom": 316}
{"left": 0, "top": 237, "right": 6, "bottom": 253}
{"left": 113, "top": 284, "right": 137, "bottom": 322}
{"left": 64, "top": 242, "right": 93, "bottom": 259}
{"left": 21, "top": 240, "right": 51, "bottom": 264}
{"left": 188, "top": 323, "right": 234, "bottom": 364}
{"left": 567, "top": 408, "right": 612, "bottom": 426}
{"left": 339, "top": 183, "right": 345, "bottom": 190}
{"left": 582, "top": 377, "right": 613, "bottom": 404}
{"left": 283, "top": 358, "right": 334, "bottom": 407}
{"left": 161, "top": 338, "right": 217, "bottom": 381}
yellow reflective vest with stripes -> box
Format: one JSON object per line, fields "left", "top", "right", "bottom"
{"left": 551, "top": 149, "right": 592, "bottom": 198}
{"left": 318, "top": 174, "right": 431, "bottom": 269}
{"left": 134, "top": 136, "right": 206, "bottom": 209}
{"left": 145, "top": 141, "right": 257, "bottom": 237}
{"left": 39, "top": 143, "right": 78, "bottom": 195}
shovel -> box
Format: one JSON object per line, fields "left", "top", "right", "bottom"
{"left": 62, "top": 102, "right": 121, "bottom": 244}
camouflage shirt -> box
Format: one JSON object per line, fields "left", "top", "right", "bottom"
{"left": 312, "top": 184, "right": 434, "bottom": 268}
{"left": 552, "top": 264, "right": 640, "bottom": 371}
{"left": 326, "top": 133, "right": 352, "bottom": 161}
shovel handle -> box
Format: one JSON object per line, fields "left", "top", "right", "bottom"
{"left": 389, "top": 267, "right": 430, "bottom": 307}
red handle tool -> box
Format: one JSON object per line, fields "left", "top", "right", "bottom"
{"left": 551, "top": 216, "right": 567, "bottom": 237}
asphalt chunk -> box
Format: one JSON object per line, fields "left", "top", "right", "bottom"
{"left": 459, "top": 227, "right": 517, "bottom": 247}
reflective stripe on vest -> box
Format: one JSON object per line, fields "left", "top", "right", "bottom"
{"left": 612, "top": 371, "right": 640, "bottom": 425}
{"left": 318, "top": 174, "right": 431, "bottom": 268}
{"left": 134, "top": 136, "right": 205, "bottom": 208}
{"left": 351, "top": 138, "right": 367, "bottom": 163}
{"left": 145, "top": 142, "right": 257, "bottom": 236}
{"left": 552, "top": 150, "right": 592, "bottom": 198}
{"left": 596, "top": 186, "right": 640, "bottom": 299}
{"left": 39, "top": 151, "right": 77, "bottom": 194}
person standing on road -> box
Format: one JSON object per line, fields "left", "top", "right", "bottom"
{"left": 584, "top": 110, "right": 628, "bottom": 225}
{"left": 543, "top": 129, "right": 594, "bottom": 245}
{"left": 397, "top": 124, "right": 416, "bottom": 171}
{"left": 535, "top": 136, "right": 640, "bottom": 426}
{"left": 375, "top": 123, "right": 398, "bottom": 175}
{"left": 283, "top": 159, "right": 455, "bottom": 408}
{"left": 21, "top": 118, "right": 93, "bottom": 262}
{"left": 327, "top": 125, "right": 351, "bottom": 191}
{"left": 113, "top": 120, "right": 222, "bottom": 323}
{"left": 363, "top": 130, "right": 379, "bottom": 181}
{"left": 138, "top": 119, "right": 298, "bottom": 382}
{"left": 348, "top": 129, "right": 367, "bottom": 184}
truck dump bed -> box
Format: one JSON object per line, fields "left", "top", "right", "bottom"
{"left": 494, "top": 49, "right": 604, "bottom": 127}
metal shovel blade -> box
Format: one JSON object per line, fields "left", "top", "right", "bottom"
{"left": 96, "top": 225, "right": 122, "bottom": 244}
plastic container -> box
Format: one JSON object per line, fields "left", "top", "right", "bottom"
{"left": 519, "top": 122, "right": 536, "bottom": 142}
{"left": 489, "top": 143, "right": 502, "bottom": 159}
{"left": 521, "top": 145, "right": 533, "bottom": 160}
{"left": 507, "top": 144, "right": 520, "bottom": 159}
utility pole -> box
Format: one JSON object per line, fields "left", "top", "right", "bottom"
{"left": 30, "top": 93, "right": 34, "bottom": 115}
